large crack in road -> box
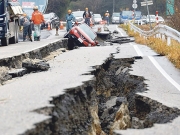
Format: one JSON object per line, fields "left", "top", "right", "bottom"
{"left": 22, "top": 56, "right": 180, "bottom": 135}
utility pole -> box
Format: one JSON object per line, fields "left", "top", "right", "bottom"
{"left": 141, "top": 0, "right": 153, "bottom": 30}
{"left": 146, "top": 0, "right": 152, "bottom": 29}
{"left": 113, "top": 0, "right": 114, "bottom": 13}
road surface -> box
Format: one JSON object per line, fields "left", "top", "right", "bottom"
{"left": 0, "top": 24, "right": 180, "bottom": 135}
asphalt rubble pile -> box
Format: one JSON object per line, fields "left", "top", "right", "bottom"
{"left": 22, "top": 57, "right": 180, "bottom": 135}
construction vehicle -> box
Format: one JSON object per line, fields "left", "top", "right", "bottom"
{"left": 17, "top": 0, "right": 48, "bottom": 17}
{"left": 0, "top": 0, "right": 23, "bottom": 46}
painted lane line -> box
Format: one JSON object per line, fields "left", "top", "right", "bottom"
{"left": 132, "top": 44, "right": 180, "bottom": 91}
{"left": 148, "top": 56, "right": 180, "bottom": 91}
{"left": 132, "top": 44, "right": 144, "bottom": 57}
{"left": 116, "top": 25, "right": 124, "bottom": 36}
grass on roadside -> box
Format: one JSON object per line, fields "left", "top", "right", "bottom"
{"left": 119, "top": 24, "right": 180, "bottom": 69}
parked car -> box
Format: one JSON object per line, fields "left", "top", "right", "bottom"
{"left": 42, "top": 12, "right": 59, "bottom": 29}
{"left": 93, "top": 14, "right": 102, "bottom": 24}
{"left": 141, "top": 15, "right": 147, "bottom": 23}
{"left": 119, "top": 11, "right": 133, "bottom": 24}
{"left": 146, "top": 15, "right": 156, "bottom": 23}
{"left": 111, "top": 12, "right": 120, "bottom": 24}
{"left": 158, "top": 16, "right": 165, "bottom": 23}
{"left": 72, "top": 11, "right": 94, "bottom": 26}
{"left": 64, "top": 23, "right": 98, "bottom": 50}
{"left": 72, "top": 11, "right": 85, "bottom": 25}
{"left": 134, "top": 11, "right": 142, "bottom": 23}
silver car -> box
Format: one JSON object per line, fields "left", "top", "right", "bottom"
{"left": 111, "top": 12, "right": 120, "bottom": 24}
{"left": 93, "top": 14, "right": 102, "bottom": 24}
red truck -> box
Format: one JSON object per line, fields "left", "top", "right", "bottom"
{"left": 64, "top": 23, "right": 98, "bottom": 50}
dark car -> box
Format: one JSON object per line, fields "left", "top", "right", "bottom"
{"left": 64, "top": 23, "right": 98, "bottom": 50}
{"left": 42, "top": 12, "right": 59, "bottom": 29}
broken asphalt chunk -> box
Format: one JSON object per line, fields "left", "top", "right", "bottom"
{"left": 22, "top": 59, "right": 50, "bottom": 71}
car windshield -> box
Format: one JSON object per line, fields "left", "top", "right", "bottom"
{"left": 94, "top": 14, "right": 101, "bottom": 18}
{"left": 112, "top": 13, "right": 119, "bottom": 17}
{"left": 79, "top": 23, "right": 96, "bottom": 40}
{"left": 147, "top": 15, "right": 155, "bottom": 19}
{"left": 122, "top": 11, "right": 133, "bottom": 17}
{"left": 135, "top": 11, "right": 141, "bottom": 17}
{"left": 43, "top": 14, "right": 50, "bottom": 19}
{"left": 150, "top": 16, "right": 155, "bottom": 19}
{"left": 72, "top": 11, "right": 84, "bottom": 17}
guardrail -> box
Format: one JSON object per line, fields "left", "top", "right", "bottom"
{"left": 129, "top": 22, "right": 180, "bottom": 45}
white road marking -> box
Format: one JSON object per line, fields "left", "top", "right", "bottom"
{"left": 132, "top": 44, "right": 144, "bottom": 56}
{"left": 132, "top": 44, "right": 180, "bottom": 91}
{"left": 116, "top": 25, "right": 124, "bottom": 36}
{"left": 148, "top": 56, "right": 180, "bottom": 91}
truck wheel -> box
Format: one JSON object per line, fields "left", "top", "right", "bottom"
{"left": 1, "top": 37, "right": 9, "bottom": 46}
{"left": 15, "top": 22, "right": 19, "bottom": 43}
{"left": 9, "top": 36, "right": 16, "bottom": 44}
{"left": 9, "top": 22, "right": 19, "bottom": 44}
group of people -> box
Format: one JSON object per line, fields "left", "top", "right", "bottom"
{"left": 22, "top": 7, "right": 111, "bottom": 41}
{"left": 21, "top": 6, "right": 45, "bottom": 42}
{"left": 65, "top": 8, "right": 110, "bottom": 32}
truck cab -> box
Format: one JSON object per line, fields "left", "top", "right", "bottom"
{"left": 0, "top": 0, "right": 23, "bottom": 46}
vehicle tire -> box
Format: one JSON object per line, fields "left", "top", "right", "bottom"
{"left": 1, "top": 37, "right": 9, "bottom": 46}
{"left": 9, "top": 36, "right": 16, "bottom": 44}
{"left": 9, "top": 21, "right": 19, "bottom": 44}
{"left": 15, "top": 21, "right": 19, "bottom": 43}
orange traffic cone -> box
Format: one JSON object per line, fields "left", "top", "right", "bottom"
{"left": 59, "top": 21, "right": 64, "bottom": 30}
{"left": 47, "top": 23, "right": 51, "bottom": 30}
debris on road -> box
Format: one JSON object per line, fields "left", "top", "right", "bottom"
{"left": 22, "top": 59, "right": 50, "bottom": 71}
{"left": 0, "top": 67, "right": 12, "bottom": 85}
{"left": 8, "top": 68, "right": 28, "bottom": 78}
{"left": 106, "top": 36, "right": 135, "bottom": 44}
{"left": 64, "top": 23, "right": 98, "bottom": 50}
{"left": 96, "top": 26, "right": 111, "bottom": 40}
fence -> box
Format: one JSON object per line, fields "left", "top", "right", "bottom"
{"left": 129, "top": 22, "right": 180, "bottom": 45}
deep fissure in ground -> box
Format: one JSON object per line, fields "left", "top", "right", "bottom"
{"left": 23, "top": 57, "right": 180, "bottom": 135}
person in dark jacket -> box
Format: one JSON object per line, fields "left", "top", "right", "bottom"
{"left": 21, "top": 13, "right": 32, "bottom": 42}
{"left": 65, "top": 10, "right": 75, "bottom": 32}
{"left": 83, "top": 7, "right": 91, "bottom": 26}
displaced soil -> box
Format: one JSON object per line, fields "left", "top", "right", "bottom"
{"left": 22, "top": 57, "right": 180, "bottom": 135}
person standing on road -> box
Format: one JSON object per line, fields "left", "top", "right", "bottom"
{"left": 21, "top": 13, "right": 32, "bottom": 42}
{"left": 31, "top": 6, "right": 45, "bottom": 41}
{"left": 105, "top": 10, "right": 110, "bottom": 26}
{"left": 65, "top": 10, "right": 75, "bottom": 32}
{"left": 83, "top": 7, "right": 91, "bottom": 26}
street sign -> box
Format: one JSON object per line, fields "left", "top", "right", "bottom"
{"left": 166, "top": 0, "right": 174, "bottom": 15}
{"left": 133, "top": 0, "right": 137, "bottom": 3}
{"left": 141, "top": 1, "right": 153, "bottom": 6}
{"left": 132, "top": 3, "right": 138, "bottom": 9}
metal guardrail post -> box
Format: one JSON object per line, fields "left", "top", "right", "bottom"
{"left": 167, "top": 37, "right": 171, "bottom": 46}
{"left": 129, "top": 22, "right": 180, "bottom": 45}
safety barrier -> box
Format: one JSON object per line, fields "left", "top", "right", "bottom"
{"left": 129, "top": 22, "right": 180, "bottom": 45}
